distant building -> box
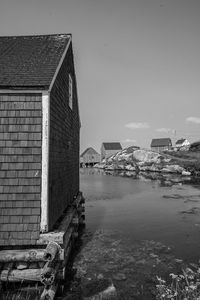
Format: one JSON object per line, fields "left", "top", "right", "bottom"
{"left": 101, "top": 142, "right": 122, "bottom": 160}
{"left": 175, "top": 138, "right": 190, "bottom": 150}
{"left": 151, "top": 138, "right": 172, "bottom": 152}
{"left": 190, "top": 141, "right": 200, "bottom": 151}
{"left": 80, "top": 147, "right": 100, "bottom": 167}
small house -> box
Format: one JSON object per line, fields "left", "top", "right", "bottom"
{"left": 150, "top": 138, "right": 172, "bottom": 152}
{"left": 80, "top": 147, "right": 101, "bottom": 167}
{"left": 175, "top": 138, "right": 190, "bottom": 150}
{"left": 0, "top": 34, "right": 80, "bottom": 246}
{"left": 101, "top": 142, "right": 122, "bottom": 161}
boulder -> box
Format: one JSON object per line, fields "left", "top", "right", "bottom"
{"left": 82, "top": 278, "right": 118, "bottom": 300}
{"left": 125, "top": 165, "right": 136, "bottom": 171}
{"left": 133, "top": 149, "right": 161, "bottom": 163}
{"left": 182, "top": 170, "right": 191, "bottom": 176}
{"left": 161, "top": 165, "right": 184, "bottom": 174}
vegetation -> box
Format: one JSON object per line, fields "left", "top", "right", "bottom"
{"left": 156, "top": 267, "right": 200, "bottom": 299}
{"left": 164, "top": 150, "right": 200, "bottom": 176}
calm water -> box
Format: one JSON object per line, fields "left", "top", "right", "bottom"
{"left": 80, "top": 168, "right": 200, "bottom": 262}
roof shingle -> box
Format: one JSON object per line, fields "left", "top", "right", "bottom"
{"left": 0, "top": 34, "right": 71, "bottom": 89}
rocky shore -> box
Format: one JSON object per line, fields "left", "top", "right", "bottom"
{"left": 94, "top": 147, "right": 199, "bottom": 177}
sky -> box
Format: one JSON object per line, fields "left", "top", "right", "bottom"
{"left": 0, "top": 0, "right": 200, "bottom": 153}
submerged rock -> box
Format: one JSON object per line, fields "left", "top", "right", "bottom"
{"left": 82, "top": 278, "right": 117, "bottom": 299}
{"left": 113, "top": 273, "right": 127, "bottom": 281}
{"left": 67, "top": 230, "right": 182, "bottom": 299}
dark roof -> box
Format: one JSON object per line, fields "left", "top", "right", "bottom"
{"left": 176, "top": 138, "right": 186, "bottom": 145}
{"left": 151, "top": 138, "right": 172, "bottom": 147}
{"left": 102, "top": 142, "right": 122, "bottom": 150}
{"left": 0, "top": 34, "right": 71, "bottom": 89}
{"left": 80, "top": 147, "right": 99, "bottom": 157}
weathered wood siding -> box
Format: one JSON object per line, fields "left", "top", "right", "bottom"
{"left": 0, "top": 94, "right": 42, "bottom": 246}
{"left": 49, "top": 44, "right": 80, "bottom": 230}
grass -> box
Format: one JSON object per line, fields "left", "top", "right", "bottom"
{"left": 156, "top": 266, "right": 200, "bottom": 299}
{"left": 1, "top": 282, "right": 42, "bottom": 300}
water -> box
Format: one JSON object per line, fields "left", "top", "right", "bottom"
{"left": 80, "top": 168, "right": 200, "bottom": 262}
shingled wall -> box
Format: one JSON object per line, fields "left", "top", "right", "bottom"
{"left": 48, "top": 44, "right": 80, "bottom": 230}
{"left": 0, "top": 94, "right": 42, "bottom": 246}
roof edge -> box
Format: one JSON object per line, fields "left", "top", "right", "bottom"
{"left": 0, "top": 33, "right": 72, "bottom": 38}
{"left": 48, "top": 35, "right": 72, "bottom": 92}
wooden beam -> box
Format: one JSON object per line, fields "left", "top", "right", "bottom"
{"left": 0, "top": 248, "right": 64, "bottom": 262}
{"left": 0, "top": 268, "right": 64, "bottom": 282}
{"left": 43, "top": 242, "right": 61, "bottom": 261}
{"left": 0, "top": 268, "right": 41, "bottom": 282}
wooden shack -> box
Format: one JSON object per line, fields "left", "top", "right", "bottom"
{"left": 150, "top": 138, "right": 172, "bottom": 152}
{"left": 101, "top": 142, "right": 122, "bottom": 161}
{"left": 0, "top": 34, "right": 81, "bottom": 247}
{"left": 80, "top": 147, "right": 101, "bottom": 167}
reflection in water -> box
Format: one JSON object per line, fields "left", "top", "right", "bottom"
{"left": 80, "top": 168, "right": 200, "bottom": 262}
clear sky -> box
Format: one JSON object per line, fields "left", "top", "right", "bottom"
{"left": 0, "top": 0, "right": 200, "bottom": 153}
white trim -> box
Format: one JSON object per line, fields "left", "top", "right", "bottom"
{"left": 0, "top": 90, "right": 47, "bottom": 94}
{"left": 41, "top": 92, "right": 50, "bottom": 232}
{"left": 48, "top": 35, "right": 72, "bottom": 92}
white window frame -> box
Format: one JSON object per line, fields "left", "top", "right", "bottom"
{"left": 69, "top": 73, "right": 73, "bottom": 110}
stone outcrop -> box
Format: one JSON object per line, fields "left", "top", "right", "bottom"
{"left": 94, "top": 146, "right": 191, "bottom": 176}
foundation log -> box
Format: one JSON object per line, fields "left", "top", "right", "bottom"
{"left": 43, "top": 242, "right": 61, "bottom": 261}
{"left": 0, "top": 268, "right": 64, "bottom": 282}
{"left": 0, "top": 249, "right": 64, "bottom": 262}
{"left": 40, "top": 261, "right": 61, "bottom": 286}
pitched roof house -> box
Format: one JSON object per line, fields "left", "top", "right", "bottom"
{"left": 101, "top": 142, "right": 122, "bottom": 160}
{"left": 80, "top": 147, "right": 100, "bottom": 166}
{"left": 0, "top": 34, "right": 80, "bottom": 246}
{"left": 150, "top": 138, "right": 172, "bottom": 152}
{"left": 175, "top": 138, "right": 190, "bottom": 149}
